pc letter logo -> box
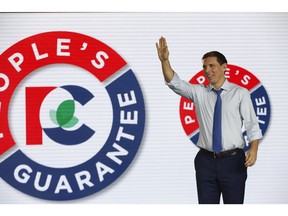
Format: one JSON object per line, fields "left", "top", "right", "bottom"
{"left": 0, "top": 31, "right": 145, "bottom": 200}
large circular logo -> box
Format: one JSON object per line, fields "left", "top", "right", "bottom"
{"left": 0, "top": 31, "right": 145, "bottom": 200}
{"left": 179, "top": 65, "right": 270, "bottom": 151}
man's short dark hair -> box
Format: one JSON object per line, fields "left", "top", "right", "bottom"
{"left": 202, "top": 51, "right": 228, "bottom": 65}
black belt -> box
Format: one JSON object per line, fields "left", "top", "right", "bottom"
{"left": 200, "top": 148, "right": 242, "bottom": 158}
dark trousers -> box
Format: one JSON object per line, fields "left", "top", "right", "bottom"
{"left": 194, "top": 149, "right": 247, "bottom": 204}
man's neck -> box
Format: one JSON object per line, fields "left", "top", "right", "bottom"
{"left": 213, "top": 78, "right": 226, "bottom": 90}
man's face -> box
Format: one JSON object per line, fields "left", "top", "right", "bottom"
{"left": 202, "top": 56, "right": 226, "bottom": 88}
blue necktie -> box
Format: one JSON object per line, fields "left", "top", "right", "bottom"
{"left": 212, "top": 88, "right": 223, "bottom": 154}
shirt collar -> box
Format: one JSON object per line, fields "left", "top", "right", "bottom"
{"left": 208, "top": 79, "right": 232, "bottom": 92}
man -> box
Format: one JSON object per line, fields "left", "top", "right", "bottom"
{"left": 156, "top": 37, "right": 262, "bottom": 204}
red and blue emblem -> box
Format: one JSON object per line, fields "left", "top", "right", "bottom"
{"left": 0, "top": 31, "right": 145, "bottom": 200}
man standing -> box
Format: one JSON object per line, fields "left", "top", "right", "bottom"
{"left": 156, "top": 37, "right": 262, "bottom": 204}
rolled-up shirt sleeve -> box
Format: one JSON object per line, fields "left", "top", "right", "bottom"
{"left": 166, "top": 72, "right": 196, "bottom": 101}
{"left": 240, "top": 89, "right": 263, "bottom": 142}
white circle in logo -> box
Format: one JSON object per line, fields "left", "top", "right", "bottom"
{"left": 9, "top": 64, "right": 113, "bottom": 168}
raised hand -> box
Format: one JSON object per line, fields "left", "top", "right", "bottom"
{"left": 156, "top": 36, "right": 169, "bottom": 62}
{"left": 156, "top": 36, "right": 174, "bottom": 82}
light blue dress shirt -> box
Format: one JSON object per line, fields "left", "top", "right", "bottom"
{"left": 167, "top": 72, "right": 262, "bottom": 152}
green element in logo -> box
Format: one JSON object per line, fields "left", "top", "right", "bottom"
{"left": 50, "top": 100, "right": 79, "bottom": 128}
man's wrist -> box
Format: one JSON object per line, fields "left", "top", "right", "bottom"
{"left": 161, "top": 59, "right": 169, "bottom": 63}
{"left": 249, "top": 140, "right": 259, "bottom": 151}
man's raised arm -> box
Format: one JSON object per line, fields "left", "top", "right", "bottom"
{"left": 156, "top": 37, "right": 174, "bottom": 83}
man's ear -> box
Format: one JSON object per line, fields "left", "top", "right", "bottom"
{"left": 222, "top": 63, "right": 227, "bottom": 73}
